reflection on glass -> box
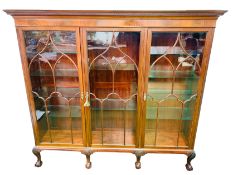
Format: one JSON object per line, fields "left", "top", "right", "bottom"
{"left": 24, "top": 31, "right": 83, "bottom": 145}
{"left": 145, "top": 32, "right": 206, "bottom": 148}
{"left": 87, "top": 31, "right": 140, "bottom": 146}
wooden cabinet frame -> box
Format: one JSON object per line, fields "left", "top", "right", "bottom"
{"left": 4, "top": 10, "right": 226, "bottom": 170}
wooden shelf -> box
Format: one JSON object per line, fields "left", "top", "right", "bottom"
{"left": 42, "top": 81, "right": 79, "bottom": 88}
{"left": 47, "top": 106, "right": 81, "bottom": 117}
{"left": 40, "top": 129, "right": 135, "bottom": 146}
{"left": 31, "top": 69, "right": 79, "bottom": 77}
{"left": 92, "top": 63, "right": 136, "bottom": 71}
{"left": 145, "top": 130, "right": 187, "bottom": 147}
{"left": 149, "top": 70, "right": 199, "bottom": 79}
{"left": 150, "top": 46, "right": 204, "bottom": 55}
{"left": 40, "top": 130, "right": 83, "bottom": 144}
{"left": 92, "top": 129, "right": 135, "bottom": 146}
{"left": 88, "top": 44, "right": 126, "bottom": 50}
{"left": 93, "top": 82, "right": 135, "bottom": 88}
{"left": 40, "top": 129, "right": 187, "bottom": 148}
{"left": 148, "top": 89, "right": 196, "bottom": 96}
{"left": 146, "top": 107, "right": 192, "bottom": 120}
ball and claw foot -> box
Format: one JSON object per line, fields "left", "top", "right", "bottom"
{"left": 32, "top": 147, "right": 42, "bottom": 167}
{"left": 185, "top": 163, "right": 193, "bottom": 171}
{"left": 85, "top": 162, "right": 92, "bottom": 169}
{"left": 135, "top": 161, "right": 141, "bottom": 169}
{"left": 35, "top": 160, "right": 43, "bottom": 167}
{"left": 185, "top": 151, "right": 196, "bottom": 171}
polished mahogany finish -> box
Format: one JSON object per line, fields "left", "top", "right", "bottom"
{"left": 5, "top": 10, "right": 226, "bottom": 171}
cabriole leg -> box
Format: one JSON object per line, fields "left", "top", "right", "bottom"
{"left": 81, "top": 148, "right": 93, "bottom": 169}
{"left": 32, "top": 147, "right": 42, "bottom": 167}
{"left": 133, "top": 149, "right": 146, "bottom": 169}
{"left": 85, "top": 154, "right": 92, "bottom": 169}
{"left": 185, "top": 151, "right": 196, "bottom": 171}
{"left": 135, "top": 155, "right": 141, "bottom": 169}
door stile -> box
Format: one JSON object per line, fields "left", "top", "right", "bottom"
{"left": 80, "top": 28, "right": 92, "bottom": 147}
{"left": 139, "top": 29, "right": 152, "bottom": 148}
{"left": 76, "top": 27, "right": 87, "bottom": 147}
{"left": 137, "top": 28, "right": 149, "bottom": 148}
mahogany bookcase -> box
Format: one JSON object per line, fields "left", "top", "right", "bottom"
{"left": 4, "top": 10, "right": 226, "bottom": 170}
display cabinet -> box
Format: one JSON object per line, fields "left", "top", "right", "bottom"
{"left": 4, "top": 10, "right": 226, "bottom": 170}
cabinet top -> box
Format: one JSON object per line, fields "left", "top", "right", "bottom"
{"left": 4, "top": 10, "right": 227, "bottom": 18}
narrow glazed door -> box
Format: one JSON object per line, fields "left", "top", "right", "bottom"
{"left": 23, "top": 30, "right": 85, "bottom": 145}
{"left": 82, "top": 29, "right": 145, "bottom": 147}
{"left": 144, "top": 30, "right": 207, "bottom": 148}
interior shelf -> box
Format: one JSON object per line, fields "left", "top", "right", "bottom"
{"left": 40, "top": 128, "right": 188, "bottom": 148}
{"left": 150, "top": 46, "right": 203, "bottom": 55}
{"left": 40, "top": 106, "right": 81, "bottom": 118}
{"left": 88, "top": 44, "right": 127, "bottom": 50}
{"left": 91, "top": 108, "right": 136, "bottom": 111}
{"left": 91, "top": 63, "right": 136, "bottom": 71}
{"left": 39, "top": 105, "right": 192, "bottom": 120}
{"left": 31, "top": 69, "right": 79, "bottom": 77}
{"left": 40, "top": 51, "right": 77, "bottom": 54}
{"left": 38, "top": 115, "right": 83, "bottom": 144}
{"left": 93, "top": 81, "right": 137, "bottom": 88}
{"left": 146, "top": 107, "right": 192, "bottom": 120}
{"left": 92, "top": 129, "right": 135, "bottom": 146}
{"left": 145, "top": 129, "right": 188, "bottom": 147}
{"left": 147, "top": 89, "right": 196, "bottom": 95}
{"left": 40, "top": 106, "right": 191, "bottom": 120}
{"left": 38, "top": 81, "right": 79, "bottom": 88}
{"left": 150, "top": 46, "right": 183, "bottom": 55}
{"left": 40, "top": 129, "right": 83, "bottom": 144}
{"left": 34, "top": 87, "right": 80, "bottom": 97}
{"left": 149, "top": 70, "right": 199, "bottom": 79}
{"left": 40, "top": 129, "right": 135, "bottom": 146}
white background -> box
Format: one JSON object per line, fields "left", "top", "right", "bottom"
{"left": 0, "top": 0, "right": 232, "bottom": 174}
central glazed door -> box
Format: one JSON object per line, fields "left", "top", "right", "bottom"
{"left": 81, "top": 28, "right": 146, "bottom": 147}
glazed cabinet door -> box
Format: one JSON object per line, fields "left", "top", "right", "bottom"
{"left": 81, "top": 28, "right": 146, "bottom": 147}
{"left": 20, "top": 29, "right": 85, "bottom": 145}
{"left": 143, "top": 29, "right": 208, "bottom": 148}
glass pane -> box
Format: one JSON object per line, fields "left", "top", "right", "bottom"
{"left": 24, "top": 31, "right": 83, "bottom": 145}
{"left": 145, "top": 32, "right": 206, "bottom": 148}
{"left": 87, "top": 31, "right": 140, "bottom": 146}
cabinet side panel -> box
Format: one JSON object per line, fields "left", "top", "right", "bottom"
{"left": 189, "top": 29, "right": 215, "bottom": 149}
